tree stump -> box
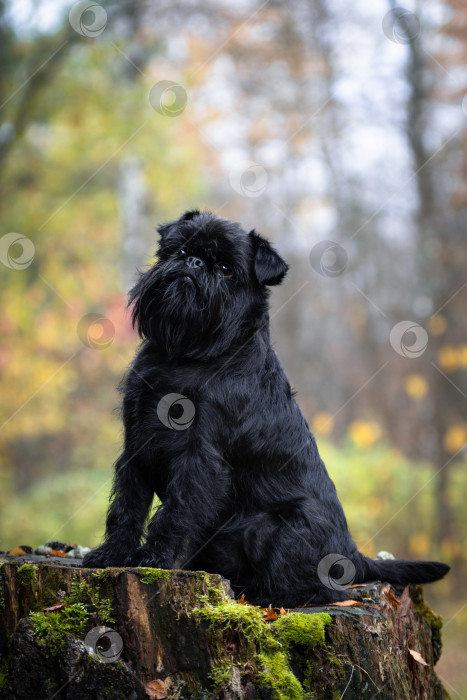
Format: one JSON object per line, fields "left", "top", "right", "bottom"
{"left": 0, "top": 556, "right": 447, "bottom": 699}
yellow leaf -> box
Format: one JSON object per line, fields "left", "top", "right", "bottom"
{"left": 427, "top": 315, "right": 447, "bottom": 336}
{"left": 404, "top": 374, "right": 428, "bottom": 400}
{"left": 312, "top": 412, "right": 333, "bottom": 437}
{"left": 443, "top": 425, "right": 467, "bottom": 453}
{"left": 438, "top": 346, "right": 459, "bottom": 372}
{"left": 348, "top": 421, "right": 382, "bottom": 448}
{"left": 408, "top": 533, "right": 429, "bottom": 558}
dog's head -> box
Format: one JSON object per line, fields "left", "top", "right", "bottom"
{"left": 129, "top": 210, "right": 289, "bottom": 358}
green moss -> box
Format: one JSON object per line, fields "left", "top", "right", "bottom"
{"left": 30, "top": 602, "right": 90, "bottom": 657}
{"left": 327, "top": 651, "right": 346, "bottom": 677}
{"left": 192, "top": 595, "right": 335, "bottom": 699}
{"left": 271, "top": 612, "right": 331, "bottom": 651}
{"left": 411, "top": 585, "right": 444, "bottom": 664}
{"left": 411, "top": 586, "right": 443, "bottom": 631}
{"left": 138, "top": 568, "right": 171, "bottom": 585}
{"left": 67, "top": 574, "right": 114, "bottom": 624}
{"left": 38, "top": 568, "right": 66, "bottom": 609}
{"left": 17, "top": 564, "right": 37, "bottom": 587}
{"left": 209, "top": 658, "right": 243, "bottom": 689}
{"left": 257, "top": 651, "right": 304, "bottom": 700}
{"left": 192, "top": 599, "right": 268, "bottom": 648}
{"left": 203, "top": 574, "right": 228, "bottom": 605}
{"left": 29, "top": 573, "right": 115, "bottom": 656}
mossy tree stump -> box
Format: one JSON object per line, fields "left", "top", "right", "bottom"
{"left": 0, "top": 557, "right": 447, "bottom": 699}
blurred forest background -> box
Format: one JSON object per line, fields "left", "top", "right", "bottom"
{"left": 0, "top": 0, "right": 466, "bottom": 693}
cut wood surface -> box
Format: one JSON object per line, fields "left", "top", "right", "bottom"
{"left": 0, "top": 556, "right": 447, "bottom": 699}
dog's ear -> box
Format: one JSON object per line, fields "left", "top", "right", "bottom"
{"left": 157, "top": 210, "right": 201, "bottom": 241}
{"left": 181, "top": 209, "right": 200, "bottom": 221}
{"left": 156, "top": 221, "right": 172, "bottom": 241}
{"left": 249, "top": 230, "right": 289, "bottom": 286}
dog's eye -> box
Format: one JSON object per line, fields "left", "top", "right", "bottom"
{"left": 219, "top": 263, "right": 232, "bottom": 277}
{"left": 179, "top": 248, "right": 188, "bottom": 258}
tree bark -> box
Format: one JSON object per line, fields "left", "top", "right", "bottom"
{"left": 0, "top": 556, "right": 447, "bottom": 699}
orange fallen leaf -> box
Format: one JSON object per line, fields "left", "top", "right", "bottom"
{"left": 329, "top": 600, "right": 361, "bottom": 607}
{"left": 264, "top": 605, "right": 279, "bottom": 621}
{"left": 409, "top": 649, "right": 428, "bottom": 666}
{"left": 145, "top": 679, "right": 167, "bottom": 699}
{"left": 279, "top": 607, "right": 287, "bottom": 616}
{"left": 48, "top": 550, "right": 67, "bottom": 557}
{"left": 8, "top": 546, "right": 27, "bottom": 556}
{"left": 384, "top": 589, "right": 400, "bottom": 606}
{"left": 43, "top": 603, "right": 65, "bottom": 612}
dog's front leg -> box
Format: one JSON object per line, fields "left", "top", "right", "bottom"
{"left": 135, "top": 451, "right": 228, "bottom": 569}
{"left": 83, "top": 452, "right": 154, "bottom": 568}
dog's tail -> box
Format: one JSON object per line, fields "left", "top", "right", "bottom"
{"left": 362, "top": 556, "right": 450, "bottom": 586}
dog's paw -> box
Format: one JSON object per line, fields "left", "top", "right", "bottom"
{"left": 131, "top": 546, "right": 171, "bottom": 569}
{"left": 82, "top": 544, "right": 127, "bottom": 568}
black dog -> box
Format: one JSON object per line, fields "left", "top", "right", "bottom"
{"left": 83, "top": 210, "right": 449, "bottom": 606}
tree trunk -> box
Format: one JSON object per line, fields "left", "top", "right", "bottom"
{"left": 0, "top": 556, "right": 447, "bottom": 699}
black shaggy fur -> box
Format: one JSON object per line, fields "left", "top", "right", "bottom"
{"left": 83, "top": 211, "right": 450, "bottom": 606}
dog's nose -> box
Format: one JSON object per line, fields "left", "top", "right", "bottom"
{"left": 186, "top": 256, "right": 204, "bottom": 269}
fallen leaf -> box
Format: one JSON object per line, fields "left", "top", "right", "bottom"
{"left": 384, "top": 589, "right": 400, "bottom": 606}
{"left": 409, "top": 649, "right": 428, "bottom": 666}
{"left": 48, "top": 550, "right": 67, "bottom": 557}
{"left": 264, "top": 605, "right": 278, "bottom": 621}
{"left": 329, "top": 600, "right": 361, "bottom": 607}
{"left": 43, "top": 603, "right": 65, "bottom": 612}
{"left": 145, "top": 679, "right": 167, "bottom": 699}
{"left": 279, "top": 607, "right": 287, "bottom": 616}
{"left": 8, "top": 546, "right": 27, "bottom": 556}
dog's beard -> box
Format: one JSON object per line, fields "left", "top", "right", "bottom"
{"left": 131, "top": 263, "right": 233, "bottom": 359}
{"left": 158, "top": 274, "right": 226, "bottom": 358}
